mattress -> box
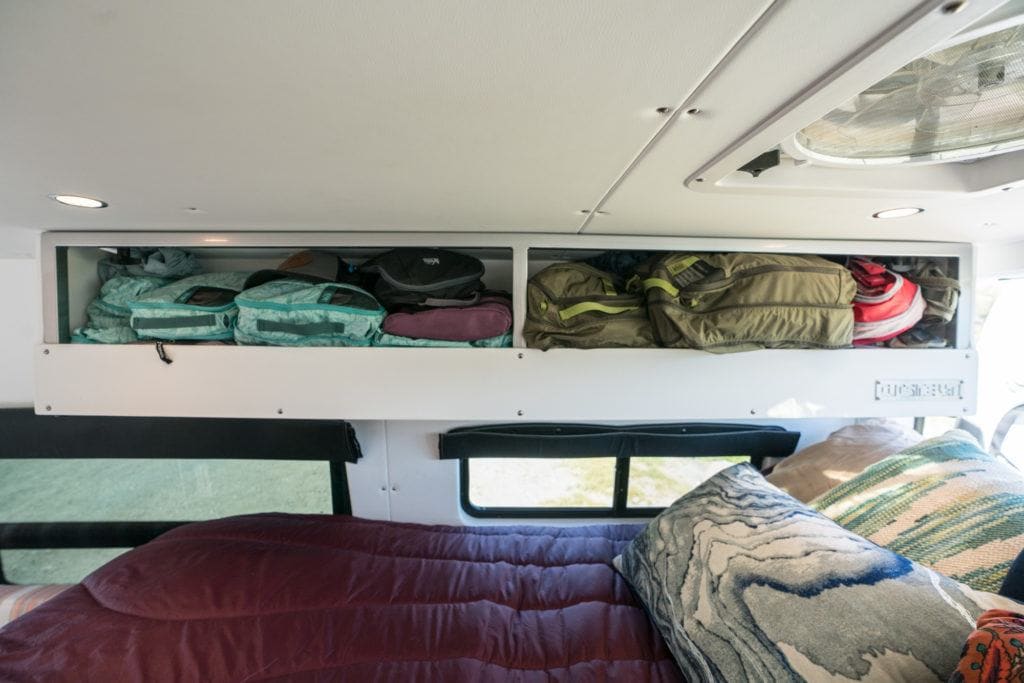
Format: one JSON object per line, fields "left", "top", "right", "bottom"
{"left": 0, "top": 514, "right": 682, "bottom": 682}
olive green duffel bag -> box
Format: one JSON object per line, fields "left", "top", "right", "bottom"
{"left": 524, "top": 262, "right": 655, "bottom": 349}
{"left": 642, "top": 253, "right": 856, "bottom": 352}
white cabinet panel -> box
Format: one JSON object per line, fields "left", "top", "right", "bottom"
{"left": 35, "top": 345, "right": 976, "bottom": 420}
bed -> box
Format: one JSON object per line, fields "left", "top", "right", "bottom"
{"left": 0, "top": 513, "right": 682, "bottom": 682}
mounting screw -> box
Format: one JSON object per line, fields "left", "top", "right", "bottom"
{"left": 1003, "top": 186, "right": 1013, "bottom": 192}
{"left": 694, "top": 178, "right": 705, "bottom": 183}
{"left": 391, "top": 485, "right": 399, "bottom": 492}
{"left": 516, "top": 410, "right": 524, "bottom": 416}
{"left": 750, "top": 409, "right": 757, "bottom": 415}
{"left": 940, "top": 1, "right": 967, "bottom": 14}
{"left": 655, "top": 106, "right": 673, "bottom": 115}
{"left": 276, "top": 408, "right": 284, "bottom": 415}
{"left": 685, "top": 107, "right": 701, "bottom": 116}
{"left": 45, "top": 405, "right": 52, "bottom": 412}
{"left": 380, "top": 485, "right": 387, "bottom": 492}
{"left": 42, "top": 349, "right": 49, "bottom": 355}
{"left": 517, "top": 352, "right": 524, "bottom": 359}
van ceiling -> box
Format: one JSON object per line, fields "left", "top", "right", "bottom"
{"left": 0, "top": 0, "right": 1021, "bottom": 256}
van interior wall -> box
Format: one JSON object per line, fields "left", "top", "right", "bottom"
{"left": 0, "top": 258, "right": 39, "bottom": 407}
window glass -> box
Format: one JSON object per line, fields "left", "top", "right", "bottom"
{"left": 976, "top": 279, "right": 1024, "bottom": 443}
{"left": 627, "top": 456, "right": 750, "bottom": 508}
{"left": 997, "top": 425, "right": 1024, "bottom": 470}
{"left": 920, "top": 416, "right": 958, "bottom": 440}
{"left": 0, "top": 459, "right": 331, "bottom": 583}
{"left": 467, "top": 457, "right": 615, "bottom": 508}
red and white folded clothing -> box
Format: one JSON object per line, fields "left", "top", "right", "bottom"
{"left": 848, "top": 258, "right": 925, "bottom": 345}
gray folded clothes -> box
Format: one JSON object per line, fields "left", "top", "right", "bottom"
{"left": 98, "top": 248, "right": 202, "bottom": 282}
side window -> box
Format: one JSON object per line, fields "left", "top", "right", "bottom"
{"left": 974, "top": 278, "right": 1024, "bottom": 466}
{"left": 918, "top": 416, "right": 959, "bottom": 439}
{"left": 450, "top": 423, "right": 795, "bottom": 519}
{"left": 625, "top": 456, "right": 750, "bottom": 508}
{"left": 1, "top": 460, "right": 334, "bottom": 584}
{"left": 990, "top": 405, "right": 1024, "bottom": 470}
{"left": 463, "top": 455, "right": 750, "bottom": 517}
{"left": 913, "top": 279, "right": 1024, "bottom": 469}
{"left": 0, "top": 413, "right": 357, "bottom": 584}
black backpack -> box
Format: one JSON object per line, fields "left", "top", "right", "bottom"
{"left": 360, "top": 248, "right": 485, "bottom": 309}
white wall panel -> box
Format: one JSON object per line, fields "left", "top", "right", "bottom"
{"left": 0, "top": 258, "right": 39, "bottom": 406}
{"left": 382, "top": 421, "right": 463, "bottom": 525}
{"left": 345, "top": 420, "right": 391, "bottom": 521}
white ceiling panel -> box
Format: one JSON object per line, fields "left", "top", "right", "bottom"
{"left": 0, "top": 0, "right": 770, "bottom": 235}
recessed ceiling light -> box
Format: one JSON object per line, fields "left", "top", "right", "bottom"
{"left": 50, "top": 194, "right": 107, "bottom": 208}
{"left": 872, "top": 207, "right": 924, "bottom": 219}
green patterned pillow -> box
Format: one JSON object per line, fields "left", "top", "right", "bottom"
{"left": 811, "top": 430, "right": 1024, "bottom": 592}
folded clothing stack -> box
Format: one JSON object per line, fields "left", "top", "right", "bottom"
{"left": 849, "top": 257, "right": 926, "bottom": 345}
{"left": 74, "top": 248, "right": 201, "bottom": 344}
{"left": 377, "top": 293, "right": 513, "bottom": 347}
{"left": 360, "top": 248, "right": 511, "bottom": 347}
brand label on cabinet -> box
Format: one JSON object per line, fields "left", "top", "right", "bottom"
{"left": 875, "top": 379, "right": 962, "bottom": 401}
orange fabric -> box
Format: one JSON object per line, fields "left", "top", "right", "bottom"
{"left": 0, "top": 584, "right": 71, "bottom": 628}
{"left": 951, "top": 609, "right": 1024, "bottom": 683}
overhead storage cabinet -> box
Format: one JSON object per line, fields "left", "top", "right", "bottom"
{"left": 37, "top": 232, "right": 975, "bottom": 421}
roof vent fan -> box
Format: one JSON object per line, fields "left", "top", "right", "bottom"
{"left": 787, "top": 24, "right": 1024, "bottom": 166}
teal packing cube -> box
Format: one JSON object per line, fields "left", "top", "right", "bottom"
{"left": 73, "top": 275, "right": 173, "bottom": 344}
{"left": 234, "top": 279, "right": 385, "bottom": 346}
{"left": 128, "top": 272, "right": 250, "bottom": 341}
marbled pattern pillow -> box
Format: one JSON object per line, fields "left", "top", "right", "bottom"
{"left": 615, "top": 464, "right": 1023, "bottom": 683}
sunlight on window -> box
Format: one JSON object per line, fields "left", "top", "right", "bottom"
{"left": 921, "top": 416, "right": 958, "bottom": 439}
{"left": 997, "top": 426, "right": 1024, "bottom": 471}
{"left": 627, "top": 457, "right": 750, "bottom": 508}
{"left": 0, "top": 459, "right": 332, "bottom": 583}
{"left": 468, "top": 458, "right": 615, "bottom": 508}
{"left": 976, "top": 279, "right": 1024, "bottom": 443}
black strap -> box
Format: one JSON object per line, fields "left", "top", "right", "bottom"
{"left": 132, "top": 314, "right": 217, "bottom": 330}
{"left": 439, "top": 422, "right": 799, "bottom": 460}
{"left": 257, "top": 320, "right": 347, "bottom": 335}
{"left": 0, "top": 409, "right": 363, "bottom": 463}
{"left": 0, "top": 521, "right": 186, "bottom": 549}
{"left": 155, "top": 341, "right": 173, "bottom": 364}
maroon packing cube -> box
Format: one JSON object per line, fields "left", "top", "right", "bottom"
{"left": 382, "top": 295, "right": 512, "bottom": 341}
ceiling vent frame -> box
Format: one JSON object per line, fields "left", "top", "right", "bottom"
{"left": 685, "top": 0, "right": 1024, "bottom": 197}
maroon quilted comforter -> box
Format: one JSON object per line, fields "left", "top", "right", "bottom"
{"left": 0, "top": 514, "right": 681, "bottom": 682}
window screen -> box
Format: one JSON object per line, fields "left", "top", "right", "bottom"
{"left": 0, "top": 459, "right": 332, "bottom": 583}
{"left": 446, "top": 423, "right": 798, "bottom": 518}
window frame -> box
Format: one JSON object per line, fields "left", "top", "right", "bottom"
{"left": 459, "top": 453, "right": 761, "bottom": 519}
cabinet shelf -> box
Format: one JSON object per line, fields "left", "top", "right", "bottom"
{"left": 37, "top": 231, "right": 976, "bottom": 420}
